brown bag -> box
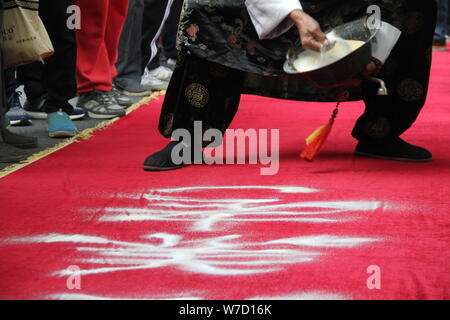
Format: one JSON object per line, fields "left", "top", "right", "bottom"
{"left": 0, "top": 0, "right": 54, "bottom": 68}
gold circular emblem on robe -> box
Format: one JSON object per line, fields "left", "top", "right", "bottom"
{"left": 397, "top": 79, "right": 424, "bottom": 102}
{"left": 185, "top": 83, "right": 210, "bottom": 108}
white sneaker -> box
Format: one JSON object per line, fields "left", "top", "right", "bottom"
{"left": 146, "top": 66, "right": 173, "bottom": 82}
{"left": 166, "top": 58, "right": 176, "bottom": 69}
{"left": 141, "top": 72, "right": 169, "bottom": 91}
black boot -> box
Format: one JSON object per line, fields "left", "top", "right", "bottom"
{"left": 1, "top": 127, "right": 38, "bottom": 149}
{"left": 355, "top": 137, "right": 432, "bottom": 162}
{"left": 0, "top": 141, "right": 28, "bottom": 163}
{"left": 143, "top": 141, "right": 200, "bottom": 171}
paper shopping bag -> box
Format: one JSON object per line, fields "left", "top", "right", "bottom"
{"left": 1, "top": 0, "right": 54, "bottom": 68}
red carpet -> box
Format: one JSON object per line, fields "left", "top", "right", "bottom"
{"left": 0, "top": 51, "right": 449, "bottom": 300}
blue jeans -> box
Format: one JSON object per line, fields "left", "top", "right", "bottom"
{"left": 435, "top": 0, "right": 449, "bottom": 41}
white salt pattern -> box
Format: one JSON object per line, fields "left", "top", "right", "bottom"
{"left": 90, "top": 186, "right": 382, "bottom": 232}
{"left": 7, "top": 232, "right": 378, "bottom": 277}
{"left": 3, "top": 185, "right": 386, "bottom": 299}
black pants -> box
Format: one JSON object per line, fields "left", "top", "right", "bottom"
{"left": 147, "top": 0, "right": 183, "bottom": 71}
{"left": 17, "top": 0, "right": 76, "bottom": 114}
{"left": 141, "top": 0, "right": 175, "bottom": 73}
{"left": 0, "top": 64, "right": 5, "bottom": 130}
{"left": 4, "top": 68, "right": 18, "bottom": 109}
{"left": 116, "top": 0, "right": 177, "bottom": 84}
{"left": 161, "top": 0, "right": 182, "bottom": 61}
{"left": 115, "top": 0, "right": 145, "bottom": 86}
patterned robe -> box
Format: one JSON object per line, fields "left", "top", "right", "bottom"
{"left": 159, "top": 0, "right": 437, "bottom": 144}
{"left": 0, "top": 4, "right": 6, "bottom": 131}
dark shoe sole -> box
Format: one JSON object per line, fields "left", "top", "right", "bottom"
{"left": 147, "top": 84, "right": 169, "bottom": 91}
{"left": 70, "top": 114, "right": 86, "bottom": 120}
{"left": 143, "top": 164, "right": 188, "bottom": 172}
{"left": 10, "top": 119, "right": 32, "bottom": 126}
{"left": 0, "top": 155, "right": 28, "bottom": 163}
{"left": 118, "top": 100, "right": 135, "bottom": 107}
{"left": 1, "top": 131, "right": 38, "bottom": 149}
{"left": 432, "top": 46, "right": 448, "bottom": 51}
{"left": 354, "top": 151, "right": 432, "bottom": 162}
{"left": 7, "top": 142, "right": 37, "bottom": 149}
{"left": 0, "top": 142, "right": 29, "bottom": 162}
{"left": 0, "top": 153, "right": 28, "bottom": 163}
{"left": 27, "top": 111, "right": 85, "bottom": 120}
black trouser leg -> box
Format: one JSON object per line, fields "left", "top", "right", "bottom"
{"left": 141, "top": 0, "right": 173, "bottom": 73}
{"left": 352, "top": 2, "right": 437, "bottom": 142}
{"left": 147, "top": 51, "right": 161, "bottom": 71}
{"left": 161, "top": 0, "right": 183, "bottom": 61}
{"left": 0, "top": 66, "right": 4, "bottom": 130}
{"left": 158, "top": 54, "right": 244, "bottom": 139}
{"left": 18, "top": 63, "right": 46, "bottom": 103}
{"left": 115, "top": 0, "right": 145, "bottom": 86}
{"left": 17, "top": 0, "right": 76, "bottom": 114}
{"left": 4, "top": 69, "right": 19, "bottom": 110}
{"left": 0, "top": 2, "right": 5, "bottom": 130}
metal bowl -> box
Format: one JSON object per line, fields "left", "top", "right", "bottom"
{"left": 283, "top": 17, "right": 379, "bottom": 88}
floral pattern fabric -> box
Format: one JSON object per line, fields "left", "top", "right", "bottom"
{"left": 158, "top": 1, "right": 437, "bottom": 143}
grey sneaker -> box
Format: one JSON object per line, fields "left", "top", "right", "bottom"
{"left": 77, "top": 90, "right": 126, "bottom": 119}
{"left": 114, "top": 79, "right": 153, "bottom": 97}
{"left": 111, "top": 85, "right": 135, "bottom": 107}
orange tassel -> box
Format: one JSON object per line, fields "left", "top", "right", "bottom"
{"left": 300, "top": 103, "right": 340, "bottom": 161}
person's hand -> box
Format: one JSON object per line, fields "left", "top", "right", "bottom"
{"left": 289, "top": 9, "right": 327, "bottom": 52}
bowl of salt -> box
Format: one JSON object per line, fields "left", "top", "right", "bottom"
{"left": 284, "top": 17, "right": 379, "bottom": 88}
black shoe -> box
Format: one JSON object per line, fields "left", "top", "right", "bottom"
{"left": 6, "top": 92, "right": 32, "bottom": 126}
{"left": 0, "top": 142, "right": 29, "bottom": 163}
{"left": 1, "top": 127, "right": 38, "bottom": 149}
{"left": 77, "top": 90, "right": 126, "bottom": 119}
{"left": 114, "top": 79, "right": 153, "bottom": 97}
{"left": 355, "top": 137, "right": 432, "bottom": 162}
{"left": 24, "top": 95, "right": 86, "bottom": 120}
{"left": 143, "top": 141, "right": 198, "bottom": 171}
{"left": 23, "top": 94, "right": 47, "bottom": 119}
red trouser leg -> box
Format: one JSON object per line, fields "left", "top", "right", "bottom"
{"left": 75, "top": 0, "right": 128, "bottom": 94}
